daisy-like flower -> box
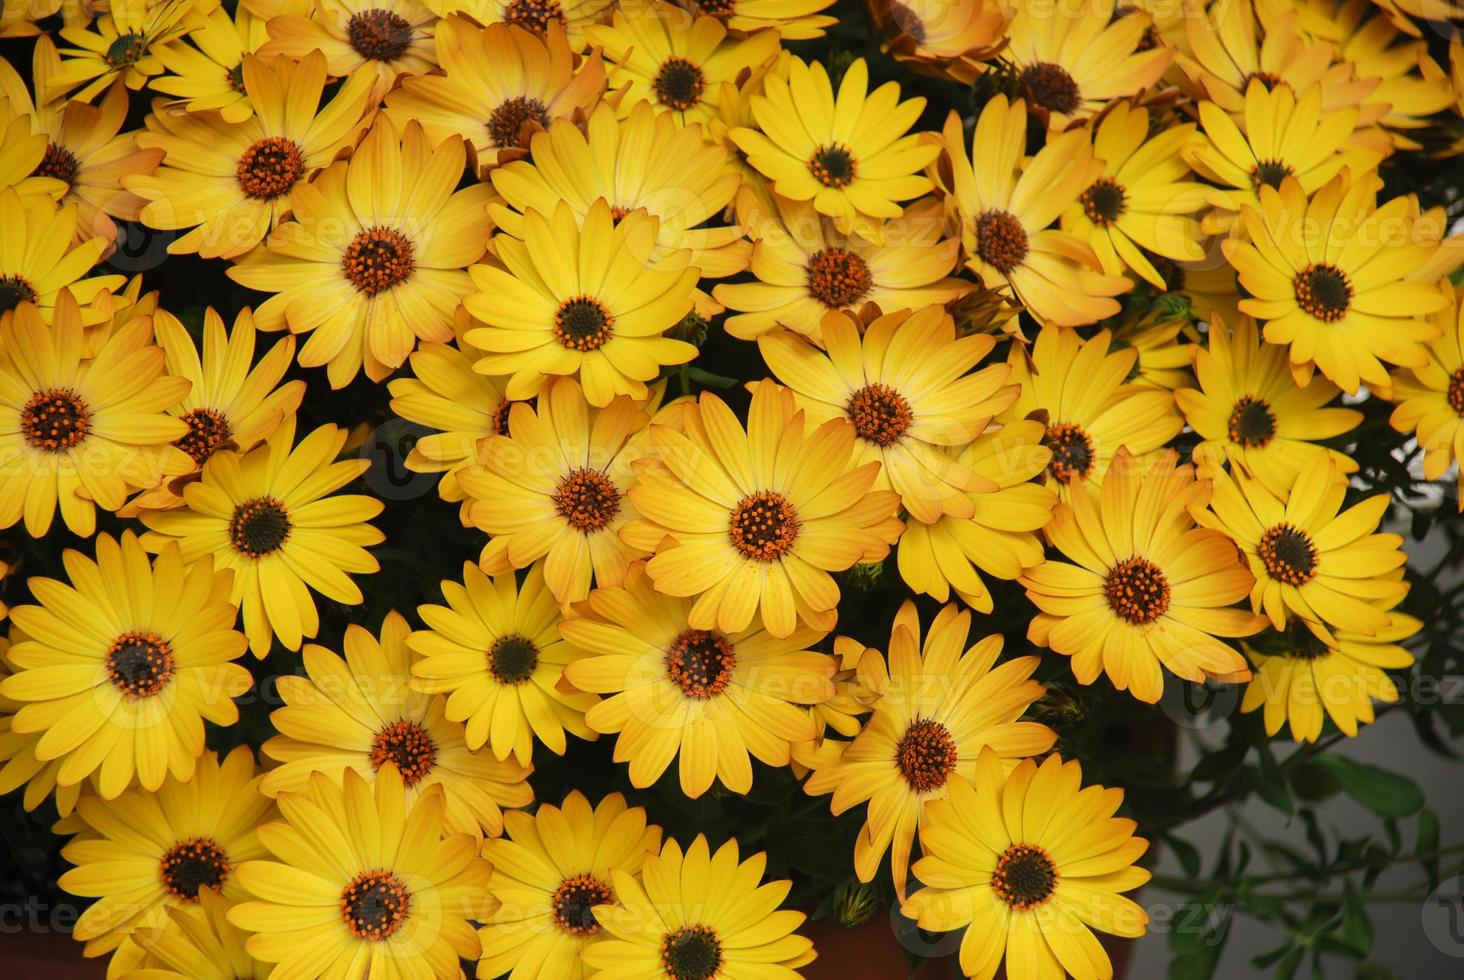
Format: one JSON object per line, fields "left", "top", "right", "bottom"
{"left": 491, "top": 101, "right": 748, "bottom": 313}
{"left": 561, "top": 564, "right": 834, "bottom": 797}
{"left": 261, "top": 0, "right": 436, "bottom": 101}
{"left": 1225, "top": 172, "right": 1448, "bottom": 393}
{"left": 902, "top": 748, "right": 1151, "bottom": 980}
{"left": 868, "top": 0, "right": 1007, "bottom": 85}
{"left": 1110, "top": 311, "right": 1198, "bottom": 391}
{"left": 1386, "top": 279, "right": 1464, "bottom": 508}
{"left": 150, "top": 4, "right": 270, "bottom": 122}
{"left": 0, "top": 189, "right": 124, "bottom": 324}
{"left": 123, "top": 305, "right": 305, "bottom": 513}
{"left": 1241, "top": 595, "right": 1417, "bottom": 742}
{"left": 585, "top": 2, "right": 779, "bottom": 128}
{"left": 804, "top": 602, "right": 1056, "bottom": 898}
{"left": 408, "top": 562, "right": 597, "bottom": 765}
{"left": 623, "top": 381, "right": 904, "bottom": 638}
{"left": 999, "top": 0, "right": 1170, "bottom": 129}
{"left": 1022, "top": 449, "right": 1264, "bottom": 703}
{"left": 229, "top": 118, "right": 494, "bottom": 388}
{"left": 56, "top": 747, "right": 271, "bottom": 956}
{"left": 933, "top": 97, "right": 1128, "bottom": 328}
{"left": 1176, "top": 314, "right": 1361, "bottom": 495}
{"left": 464, "top": 200, "right": 699, "bottom": 407}
{"left": 682, "top": 0, "right": 837, "bottom": 39}
{"left": 1199, "top": 451, "right": 1410, "bottom": 642}
{"left": 896, "top": 419, "right": 1057, "bottom": 613}
{"left": 584, "top": 835, "right": 816, "bottom": 978}
{"left": 1061, "top": 103, "right": 1209, "bottom": 289}
{"left": 229, "top": 766, "right": 493, "bottom": 978}
{"left": 126, "top": 50, "right": 375, "bottom": 259}
{"left": 262, "top": 612, "right": 532, "bottom": 837}
{"left": 0, "top": 294, "right": 187, "bottom": 537}
{"left": 713, "top": 189, "right": 970, "bottom": 343}
{"left": 478, "top": 791, "right": 661, "bottom": 980}
{"left": 1006, "top": 325, "right": 1183, "bottom": 501}
{"left": 759, "top": 306, "right": 1017, "bottom": 522}
{"left": 429, "top": 0, "right": 613, "bottom": 47}
{"left": 729, "top": 56, "right": 937, "bottom": 239}
{"left": 0, "top": 630, "right": 83, "bottom": 817}
{"left": 49, "top": 0, "right": 209, "bottom": 102}
{"left": 384, "top": 17, "right": 605, "bottom": 175}
{"left": 458, "top": 378, "right": 653, "bottom": 604}
{"left": 0, "top": 89, "right": 63, "bottom": 204}
{"left": 138, "top": 416, "right": 385, "bottom": 658}
{"left": 129, "top": 889, "right": 270, "bottom": 980}
{"left": 0, "top": 533, "right": 251, "bottom": 798}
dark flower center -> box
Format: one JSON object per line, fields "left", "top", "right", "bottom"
{"left": 160, "top": 837, "right": 230, "bottom": 901}
{"left": 975, "top": 209, "right": 1029, "bottom": 274}
{"left": 226, "top": 62, "right": 245, "bottom": 92}
{"left": 105, "top": 31, "right": 146, "bottom": 68}
{"left": 1227, "top": 395, "right": 1276, "bottom": 449}
{"left": 554, "top": 468, "right": 621, "bottom": 531}
{"left": 21, "top": 388, "right": 90, "bottom": 452}
{"left": 1245, "top": 70, "right": 1283, "bottom": 90}
{"left": 728, "top": 490, "right": 800, "bottom": 561}
{"left": 1449, "top": 367, "right": 1464, "bottom": 416}
{"left": 0, "top": 275, "right": 38, "bottom": 314}
{"left": 1259, "top": 523, "right": 1318, "bottom": 585}
{"left": 847, "top": 382, "right": 913, "bottom": 447}
{"left": 1080, "top": 177, "right": 1127, "bottom": 226}
{"left": 1104, "top": 556, "right": 1171, "bottom": 625}
{"left": 176, "top": 407, "right": 233, "bottom": 464}
{"left": 551, "top": 872, "right": 613, "bottom": 936}
{"left": 343, "top": 226, "right": 415, "bottom": 296}
{"left": 1043, "top": 421, "right": 1093, "bottom": 483}
{"left": 488, "top": 95, "right": 551, "bottom": 148}
{"left": 489, "top": 633, "right": 539, "bottom": 685}
{"left": 808, "top": 143, "right": 857, "bottom": 188}
{"left": 229, "top": 496, "right": 292, "bottom": 558}
{"left": 33, "top": 142, "right": 79, "bottom": 185}
{"left": 347, "top": 8, "right": 413, "bottom": 61}
{"left": 660, "top": 924, "right": 724, "bottom": 980}
{"left": 992, "top": 844, "right": 1058, "bottom": 910}
{"left": 654, "top": 56, "right": 706, "bottom": 111}
{"left": 369, "top": 719, "right": 437, "bottom": 786}
{"left": 1250, "top": 158, "right": 1293, "bottom": 190}
{"left": 553, "top": 296, "right": 614, "bottom": 351}
{"left": 692, "top": 0, "right": 736, "bottom": 14}
{"left": 107, "top": 631, "right": 176, "bottom": 698}
{"left": 1283, "top": 621, "right": 1332, "bottom": 661}
{"left": 236, "top": 136, "right": 304, "bottom": 200}
{"left": 666, "top": 629, "right": 735, "bottom": 699}
{"left": 895, "top": 718, "right": 958, "bottom": 792}
{"left": 806, "top": 247, "right": 873, "bottom": 308}
{"left": 503, "top": 0, "right": 564, "bottom": 33}
{"left": 340, "top": 870, "right": 411, "bottom": 941}
{"left": 1019, "top": 62, "right": 1081, "bottom": 114}
{"left": 1293, "top": 263, "right": 1352, "bottom": 322}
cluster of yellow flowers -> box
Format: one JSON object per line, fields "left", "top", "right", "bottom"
{"left": 0, "top": 0, "right": 1453, "bottom": 976}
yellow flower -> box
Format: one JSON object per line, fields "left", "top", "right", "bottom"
{"left": 1176, "top": 314, "right": 1361, "bottom": 494}
{"left": 56, "top": 747, "right": 271, "bottom": 956}
{"left": 803, "top": 602, "right": 1055, "bottom": 898}
{"left": 0, "top": 188, "right": 124, "bottom": 325}
{"left": 50, "top": 0, "right": 210, "bottom": 102}
{"left": 1022, "top": 449, "right": 1263, "bottom": 703}
{"left": 561, "top": 564, "right": 833, "bottom": 797}
{"left": 0, "top": 86, "right": 65, "bottom": 205}
{"left": 1385, "top": 279, "right": 1464, "bottom": 508}
{"left": 464, "top": 200, "right": 699, "bottom": 406}
{"left": 902, "top": 748, "right": 1151, "bottom": 980}
{"left": 933, "top": 96, "right": 1128, "bottom": 328}
{"left": 229, "top": 767, "right": 493, "bottom": 978}
{"left": 150, "top": 3, "right": 270, "bottom": 122}
{"left": 128, "top": 889, "right": 270, "bottom": 980}
{"left": 585, "top": 835, "right": 816, "bottom": 978}
{"left": 730, "top": 57, "right": 936, "bottom": 240}
{"left": 623, "top": 381, "right": 904, "bottom": 638}
{"left": 0, "top": 630, "right": 83, "bottom": 817}
{"left": 260, "top": 0, "right": 436, "bottom": 99}
{"left": 759, "top": 306, "right": 1017, "bottom": 522}
{"left": 408, "top": 562, "right": 596, "bottom": 765}
{"left": 138, "top": 416, "right": 385, "bottom": 657}
{"left": 685, "top": 0, "right": 837, "bottom": 39}
{"left": 127, "top": 50, "right": 375, "bottom": 259}
{"left": 868, "top": 0, "right": 1007, "bottom": 85}
{"left": 478, "top": 791, "right": 662, "bottom": 980}
{"left": 384, "top": 16, "right": 606, "bottom": 176}
{"left": 428, "top": 0, "right": 613, "bottom": 48}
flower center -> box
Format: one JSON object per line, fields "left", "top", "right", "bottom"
{"left": 489, "top": 633, "right": 539, "bottom": 685}
{"left": 666, "top": 629, "right": 735, "bottom": 699}
{"left": 895, "top": 718, "right": 958, "bottom": 792}
{"left": 347, "top": 8, "right": 413, "bottom": 60}
{"left": 1103, "top": 556, "right": 1171, "bottom": 625}
{"left": 503, "top": 0, "right": 564, "bottom": 33}
{"left": 0, "top": 274, "right": 37, "bottom": 313}
{"left": 236, "top": 136, "right": 304, "bottom": 200}
{"left": 342, "top": 226, "right": 415, "bottom": 296}
{"left": 1284, "top": 621, "right": 1332, "bottom": 661}
{"left": 1259, "top": 522, "right": 1318, "bottom": 585}
{"left": 229, "top": 496, "right": 292, "bottom": 558}
{"left": 226, "top": 62, "right": 245, "bottom": 92}
{"left": 1080, "top": 177, "right": 1127, "bottom": 226}
{"left": 1250, "top": 158, "right": 1293, "bottom": 190}
{"left": 1019, "top": 62, "right": 1081, "bottom": 114}
{"left": 33, "top": 142, "right": 79, "bottom": 185}
{"left": 552, "top": 467, "right": 621, "bottom": 531}
{"left": 992, "top": 844, "right": 1058, "bottom": 910}
{"left": 369, "top": 719, "right": 437, "bottom": 786}
{"left": 1245, "top": 70, "right": 1283, "bottom": 90}
{"left": 106, "top": 631, "right": 176, "bottom": 698}
{"left": 176, "top": 407, "right": 233, "bottom": 464}
{"left": 846, "top": 382, "right": 913, "bottom": 447}
{"left": 340, "top": 870, "right": 411, "bottom": 941}
{"left": 1042, "top": 421, "right": 1093, "bottom": 483}
{"left": 654, "top": 56, "right": 706, "bottom": 111}
{"left": 551, "top": 873, "right": 613, "bottom": 936}
{"left": 490, "top": 397, "right": 514, "bottom": 435}
{"left": 1227, "top": 395, "right": 1276, "bottom": 449}
{"left": 159, "top": 838, "right": 229, "bottom": 901}
{"left": 105, "top": 30, "right": 146, "bottom": 68}
{"left": 728, "top": 490, "right": 800, "bottom": 561}
{"left": 808, "top": 143, "right": 857, "bottom": 188}
{"left": 21, "top": 388, "right": 90, "bottom": 452}
{"left": 1450, "top": 368, "right": 1464, "bottom": 416}
{"left": 553, "top": 296, "right": 614, "bottom": 351}
{"left": 805, "top": 247, "right": 872, "bottom": 308}
{"left": 1293, "top": 263, "right": 1352, "bottom": 322}
{"left": 975, "top": 209, "right": 1029, "bottom": 274}
{"left": 488, "top": 95, "right": 551, "bottom": 148}
{"left": 691, "top": 0, "right": 736, "bottom": 14}
{"left": 660, "top": 924, "right": 724, "bottom": 980}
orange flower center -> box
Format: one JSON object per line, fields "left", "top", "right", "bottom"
{"left": 1104, "top": 556, "right": 1171, "bottom": 625}
{"left": 666, "top": 629, "right": 735, "bottom": 699}
{"left": 1080, "top": 177, "right": 1127, "bottom": 226}
{"left": 340, "top": 870, "right": 411, "bottom": 940}
{"left": 236, "top": 136, "right": 304, "bottom": 201}
{"left": 992, "top": 843, "right": 1058, "bottom": 910}
{"left": 806, "top": 247, "right": 872, "bottom": 308}
{"left": 343, "top": 226, "right": 415, "bottom": 296}
{"left": 230, "top": 496, "right": 292, "bottom": 558}
{"left": 503, "top": 0, "right": 564, "bottom": 33}
{"left": 347, "top": 8, "right": 413, "bottom": 61}
{"left": 654, "top": 56, "right": 706, "bottom": 111}
{"left": 1043, "top": 421, "right": 1092, "bottom": 483}
{"left": 553, "top": 296, "right": 614, "bottom": 351}
{"left": 895, "top": 718, "right": 958, "bottom": 792}
{"left": 1019, "top": 62, "right": 1081, "bottom": 114}
{"left": 370, "top": 719, "right": 437, "bottom": 786}
{"left": 847, "top": 382, "right": 913, "bottom": 447}
{"left": 160, "top": 837, "right": 229, "bottom": 901}
{"left": 488, "top": 95, "right": 551, "bottom": 148}
{"left": 808, "top": 143, "right": 857, "bottom": 188}
{"left": 176, "top": 407, "right": 233, "bottom": 464}
{"left": 975, "top": 209, "right": 1029, "bottom": 274}
{"left": 107, "top": 630, "right": 176, "bottom": 698}
{"left": 33, "top": 142, "right": 79, "bottom": 185}
{"left": 1450, "top": 367, "right": 1464, "bottom": 416}
{"left": 1227, "top": 395, "right": 1276, "bottom": 449}
{"left": 1259, "top": 522, "right": 1318, "bottom": 585}
{"left": 551, "top": 873, "right": 613, "bottom": 936}
{"left": 660, "top": 924, "right": 724, "bottom": 980}
{"left": 21, "top": 387, "right": 90, "bottom": 452}
{"left": 728, "top": 490, "right": 800, "bottom": 561}
{"left": 553, "top": 468, "right": 621, "bottom": 531}
{"left": 1293, "top": 263, "right": 1352, "bottom": 322}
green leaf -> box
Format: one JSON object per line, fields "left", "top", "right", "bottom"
{"left": 1418, "top": 807, "right": 1441, "bottom": 889}
{"left": 1316, "top": 756, "right": 1424, "bottom": 818}
{"left": 1341, "top": 881, "right": 1373, "bottom": 956}
{"left": 1166, "top": 834, "right": 1203, "bottom": 878}
{"left": 685, "top": 366, "right": 739, "bottom": 389}
{"left": 1253, "top": 744, "right": 1293, "bottom": 816}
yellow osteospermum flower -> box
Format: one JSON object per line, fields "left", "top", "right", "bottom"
{"left": 429, "top": 0, "right": 613, "bottom": 48}
{"left": 685, "top": 0, "right": 837, "bottom": 39}
{"left": 150, "top": 4, "right": 270, "bottom": 122}
{"left": 50, "top": 0, "right": 211, "bottom": 102}
{"left": 0, "top": 188, "right": 124, "bottom": 324}
{"left": 1385, "top": 278, "right": 1464, "bottom": 508}
{"left": 868, "top": 0, "right": 1007, "bottom": 85}
{"left": 258, "top": 0, "right": 436, "bottom": 99}
{"left": 0, "top": 630, "right": 81, "bottom": 816}
{"left": 129, "top": 889, "right": 271, "bottom": 980}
